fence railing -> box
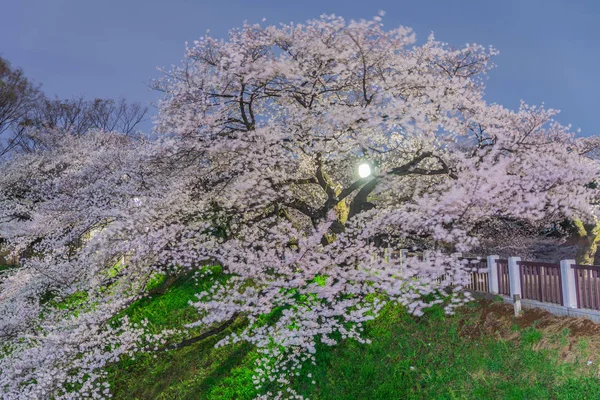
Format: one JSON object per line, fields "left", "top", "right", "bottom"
{"left": 0, "top": 252, "right": 18, "bottom": 266}
{"left": 385, "top": 252, "right": 600, "bottom": 322}
{"left": 573, "top": 264, "right": 600, "bottom": 311}
{"left": 518, "top": 261, "right": 563, "bottom": 305}
{"left": 462, "top": 258, "right": 490, "bottom": 293}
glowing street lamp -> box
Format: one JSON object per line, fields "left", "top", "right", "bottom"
{"left": 132, "top": 197, "right": 143, "bottom": 208}
{"left": 358, "top": 162, "right": 372, "bottom": 178}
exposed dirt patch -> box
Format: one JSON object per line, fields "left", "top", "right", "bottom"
{"left": 457, "top": 299, "right": 600, "bottom": 370}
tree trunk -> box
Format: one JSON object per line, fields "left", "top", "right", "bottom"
{"left": 574, "top": 219, "right": 600, "bottom": 265}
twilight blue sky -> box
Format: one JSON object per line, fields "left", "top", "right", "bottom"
{"left": 1, "top": 0, "right": 598, "bottom": 134}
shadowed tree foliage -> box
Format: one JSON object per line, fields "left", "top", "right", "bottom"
{"left": 16, "top": 96, "right": 148, "bottom": 153}
{"left": 0, "top": 57, "right": 42, "bottom": 158}
{"left": 0, "top": 56, "right": 148, "bottom": 157}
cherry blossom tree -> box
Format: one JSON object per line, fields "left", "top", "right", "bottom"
{"left": 1, "top": 14, "right": 598, "bottom": 399}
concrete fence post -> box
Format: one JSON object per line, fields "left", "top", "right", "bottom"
{"left": 508, "top": 256, "right": 522, "bottom": 298}
{"left": 513, "top": 294, "right": 522, "bottom": 317}
{"left": 400, "top": 249, "right": 408, "bottom": 267}
{"left": 487, "top": 255, "right": 500, "bottom": 294}
{"left": 423, "top": 250, "right": 432, "bottom": 263}
{"left": 560, "top": 259, "right": 578, "bottom": 309}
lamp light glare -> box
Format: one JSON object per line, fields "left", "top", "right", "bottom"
{"left": 358, "top": 163, "right": 371, "bottom": 178}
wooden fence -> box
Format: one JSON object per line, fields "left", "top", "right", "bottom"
{"left": 0, "top": 251, "right": 18, "bottom": 266}
{"left": 573, "top": 264, "right": 600, "bottom": 310}
{"left": 518, "top": 261, "right": 563, "bottom": 305}
{"left": 462, "top": 258, "right": 490, "bottom": 293}
{"left": 379, "top": 253, "right": 600, "bottom": 317}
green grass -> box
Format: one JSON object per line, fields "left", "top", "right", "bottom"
{"left": 106, "top": 279, "right": 600, "bottom": 399}
{"left": 106, "top": 267, "right": 260, "bottom": 400}
{"left": 520, "top": 326, "right": 543, "bottom": 346}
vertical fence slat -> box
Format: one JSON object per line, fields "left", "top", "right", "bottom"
{"left": 528, "top": 266, "right": 542, "bottom": 301}
{"left": 575, "top": 268, "right": 581, "bottom": 308}
{"left": 594, "top": 270, "right": 598, "bottom": 310}
{"left": 586, "top": 270, "right": 591, "bottom": 309}
{"left": 537, "top": 266, "right": 541, "bottom": 302}
{"left": 522, "top": 263, "right": 529, "bottom": 300}
{"left": 592, "top": 270, "right": 596, "bottom": 309}
{"left": 558, "top": 265, "right": 564, "bottom": 305}
{"left": 593, "top": 270, "right": 597, "bottom": 310}
{"left": 588, "top": 270, "right": 593, "bottom": 309}
{"left": 532, "top": 265, "right": 536, "bottom": 300}
{"left": 583, "top": 270, "right": 587, "bottom": 309}
{"left": 525, "top": 264, "right": 530, "bottom": 299}
{"left": 541, "top": 266, "right": 547, "bottom": 303}
{"left": 536, "top": 266, "right": 540, "bottom": 301}
{"left": 533, "top": 266, "right": 536, "bottom": 300}
{"left": 544, "top": 267, "right": 549, "bottom": 303}
{"left": 505, "top": 262, "right": 509, "bottom": 295}
{"left": 592, "top": 270, "right": 600, "bottom": 310}
{"left": 528, "top": 265, "right": 531, "bottom": 299}
{"left": 589, "top": 270, "right": 593, "bottom": 309}
{"left": 557, "top": 267, "right": 561, "bottom": 303}
{"left": 529, "top": 265, "right": 534, "bottom": 300}
{"left": 581, "top": 270, "right": 586, "bottom": 309}
{"left": 583, "top": 270, "right": 592, "bottom": 308}
{"left": 539, "top": 266, "right": 543, "bottom": 302}
{"left": 541, "top": 266, "right": 545, "bottom": 301}
{"left": 548, "top": 267, "right": 553, "bottom": 303}
{"left": 551, "top": 267, "right": 555, "bottom": 303}
{"left": 519, "top": 263, "right": 525, "bottom": 299}
{"left": 556, "top": 267, "right": 561, "bottom": 304}
{"left": 537, "top": 266, "right": 542, "bottom": 302}
{"left": 587, "top": 270, "right": 592, "bottom": 309}
{"left": 483, "top": 269, "right": 488, "bottom": 292}
{"left": 551, "top": 267, "right": 556, "bottom": 303}
{"left": 504, "top": 261, "right": 509, "bottom": 295}
{"left": 549, "top": 267, "right": 552, "bottom": 303}
{"left": 593, "top": 269, "right": 598, "bottom": 310}
{"left": 580, "top": 269, "right": 583, "bottom": 308}
{"left": 506, "top": 262, "right": 508, "bottom": 295}
{"left": 592, "top": 270, "right": 599, "bottom": 310}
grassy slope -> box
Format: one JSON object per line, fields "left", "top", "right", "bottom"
{"left": 108, "top": 276, "right": 600, "bottom": 400}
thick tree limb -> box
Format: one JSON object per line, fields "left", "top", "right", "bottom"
{"left": 285, "top": 199, "right": 319, "bottom": 220}
{"left": 348, "top": 178, "right": 379, "bottom": 219}
{"left": 388, "top": 152, "right": 433, "bottom": 175}
{"left": 347, "top": 152, "right": 455, "bottom": 219}
{"left": 337, "top": 177, "right": 371, "bottom": 203}
{"left": 161, "top": 313, "right": 240, "bottom": 351}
